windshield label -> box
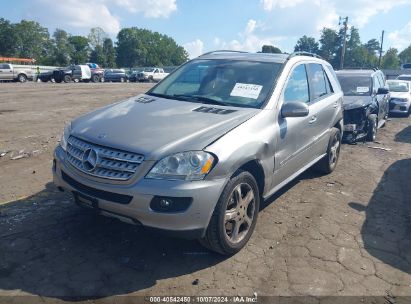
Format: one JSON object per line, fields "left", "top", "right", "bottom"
{"left": 357, "top": 86, "right": 369, "bottom": 93}
{"left": 230, "top": 83, "right": 263, "bottom": 99}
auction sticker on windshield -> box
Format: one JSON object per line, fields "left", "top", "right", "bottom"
{"left": 357, "top": 86, "right": 369, "bottom": 93}
{"left": 230, "top": 83, "right": 263, "bottom": 99}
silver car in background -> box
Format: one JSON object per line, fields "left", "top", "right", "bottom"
{"left": 53, "top": 51, "right": 344, "bottom": 255}
{"left": 387, "top": 80, "right": 411, "bottom": 116}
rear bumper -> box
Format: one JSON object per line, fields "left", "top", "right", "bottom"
{"left": 52, "top": 146, "right": 227, "bottom": 239}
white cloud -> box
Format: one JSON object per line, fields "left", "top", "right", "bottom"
{"left": 183, "top": 39, "right": 204, "bottom": 59}
{"left": 29, "top": 0, "right": 121, "bottom": 34}
{"left": 213, "top": 19, "right": 286, "bottom": 53}
{"left": 114, "top": 0, "right": 177, "bottom": 18}
{"left": 26, "top": 0, "right": 177, "bottom": 35}
{"left": 388, "top": 22, "right": 411, "bottom": 50}
{"left": 261, "top": 0, "right": 304, "bottom": 10}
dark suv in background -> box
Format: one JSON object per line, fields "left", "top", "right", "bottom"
{"left": 336, "top": 69, "right": 389, "bottom": 143}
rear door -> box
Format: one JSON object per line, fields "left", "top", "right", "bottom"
{"left": 306, "top": 63, "right": 338, "bottom": 157}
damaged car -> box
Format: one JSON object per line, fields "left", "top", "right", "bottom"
{"left": 53, "top": 51, "right": 343, "bottom": 255}
{"left": 336, "top": 69, "right": 389, "bottom": 143}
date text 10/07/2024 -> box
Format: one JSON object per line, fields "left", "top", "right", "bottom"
{"left": 148, "top": 296, "right": 258, "bottom": 303}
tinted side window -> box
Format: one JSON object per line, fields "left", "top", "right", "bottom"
{"left": 308, "top": 64, "right": 327, "bottom": 100}
{"left": 284, "top": 64, "right": 310, "bottom": 104}
{"left": 324, "top": 69, "right": 334, "bottom": 94}
{"left": 377, "top": 72, "right": 385, "bottom": 87}
{"left": 373, "top": 76, "right": 380, "bottom": 92}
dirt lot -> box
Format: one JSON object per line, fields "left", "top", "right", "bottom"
{"left": 0, "top": 83, "right": 411, "bottom": 302}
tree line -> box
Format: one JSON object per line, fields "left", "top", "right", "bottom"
{"left": 262, "top": 26, "right": 411, "bottom": 70}
{"left": 0, "top": 18, "right": 189, "bottom": 68}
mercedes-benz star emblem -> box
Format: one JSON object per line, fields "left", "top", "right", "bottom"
{"left": 82, "top": 148, "right": 99, "bottom": 171}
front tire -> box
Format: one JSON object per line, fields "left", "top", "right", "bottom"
{"left": 199, "top": 171, "right": 260, "bottom": 255}
{"left": 314, "top": 127, "right": 341, "bottom": 174}
{"left": 366, "top": 114, "right": 377, "bottom": 142}
{"left": 63, "top": 75, "right": 72, "bottom": 83}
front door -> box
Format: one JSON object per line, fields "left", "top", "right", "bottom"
{"left": 274, "top": 63, "right": 317, "bottom": 187}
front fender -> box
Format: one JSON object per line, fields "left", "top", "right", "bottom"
{"left": 205, "top": 110, "right": 276, "bottom": 197}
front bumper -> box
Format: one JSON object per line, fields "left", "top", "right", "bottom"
{"left": 389, "top": 100, "right": 410, "bottom": 114}
{"left": 53, "top": 146, "right": 227, "bottom": 239}
{"left": 342, "top": 107, "right": 368, "bottom": 143}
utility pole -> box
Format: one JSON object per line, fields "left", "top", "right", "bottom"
{"left": 339, "top": 16, "right": 349, "bottom": 70}
{"left": 378, "top": 30, "right": 385, "bottom": 68}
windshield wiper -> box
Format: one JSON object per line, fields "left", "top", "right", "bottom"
{"left": 147, "top": 92, "right": 175, "bottom": 100}
{"left": 173, "top": 94, "right": 231, "bottom": 106}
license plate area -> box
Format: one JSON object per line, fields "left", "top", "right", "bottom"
{"left": 344, "top": 124, "right": 356, "bottom": 132}
{"left": 73, "top": 191, "right": 99, "bottom": 209}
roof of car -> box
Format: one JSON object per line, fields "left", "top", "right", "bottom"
{"left": 198, "top": 51, "right": 290, "bottom": 63}
{"left": 335, "top": 69, "right": 379, "bottom": 76}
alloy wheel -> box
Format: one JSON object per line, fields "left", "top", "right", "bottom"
{"left": 224, "top": 183, "right": 256, "bottom": 244}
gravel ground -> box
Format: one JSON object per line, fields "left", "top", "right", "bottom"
{"left": 0, "top": 82, "right": 410, "bottom": 302}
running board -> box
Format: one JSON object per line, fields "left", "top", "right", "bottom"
{"left": 263, "top": 153, "right": 326, "bottom": 200}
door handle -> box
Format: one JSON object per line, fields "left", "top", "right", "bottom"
{"left": 309, "top": 116, "right": 317, "bottom": 124}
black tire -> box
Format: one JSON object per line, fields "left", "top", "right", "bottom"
{"left": 40, "top": 78, "right": 48, "bottom": 83}
{"left": 55, "top": 79, "right": 62, "bottom": 83}
{"left": 314, "top": 127, "right": 341, "bottom": 174}
{"left": 17, "top": 74, "right": 27, "bottom": 83}
{"left": 199, "top": 171, "right": 260, "bottom": 255}
{"left": 91, "top": 74, "right": 100, "bottom": 83}
{"left": 63, "top": 75, "right": 72, "bottom": 83}
{"left": 366, "top": 114, "right": 378, "bottom": 142}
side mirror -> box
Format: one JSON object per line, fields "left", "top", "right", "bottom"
{"left": 377, "top": 87, "right": 389, "bottom": 95}
{"left": 281, "top": 101, "right": 309, "bottom": 118}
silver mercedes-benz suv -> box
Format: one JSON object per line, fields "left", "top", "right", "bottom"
{"left": 53, "top": 51, "right": 343, "bottom": 255}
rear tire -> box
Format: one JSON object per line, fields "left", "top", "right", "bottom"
{"left": 314, "top": 127, "right": 341, "bottom": 174}
{"left": 17, "top": 74, "right": 27, "bottom": 83}
{"left": 91, "top": 74, "right": 100, "bottom": 83}
{"left": 199, "top": 171, "right": 260, "bottom": 255}
{"left": 366, "top": 114, "right": 377, "bottom": 142}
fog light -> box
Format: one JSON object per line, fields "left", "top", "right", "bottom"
{"left": 150, "top": 196, "right": 192, "bottom": 213}
{"left": 160, "top": 198, "right": 172, "bottom": 208}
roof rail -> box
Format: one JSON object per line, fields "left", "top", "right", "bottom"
{"left": 200, "top": 50, "right": 249, "bottom": 56}
{"left": 287, "top": 52, "right": 323, "bottom": 60}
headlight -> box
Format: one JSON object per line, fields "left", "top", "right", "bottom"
{"left": 392, "top": 98, "right": 408, "bottom": 103}
{"left": 60, "top": 122, "right": 71, "bottom": 151}
{"left": 146, "top": 151, "right": 215, "bottom": 181}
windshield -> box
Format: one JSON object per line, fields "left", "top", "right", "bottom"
{"left": 388, "top": 81, "right": 409, "bottom": 92}
{"left": 145, "top": 68, "right": 156, "bottom": 72}
{"left": 337, "top": 75, "right": 372, "bottom": 96}
{"left": 148, "top": 59, "right": 282, "bottom": 108}
{"left": 397, "top": 75, "right": 411, "bottom": 81}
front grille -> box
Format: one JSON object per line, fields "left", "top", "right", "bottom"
{"left": 343, "top": 108, "right": 366, "bottom": 125}
{"left": 389, "top": 102, "right": 396, "bottom": 110}
{"left": 66, "top": 136, "right": 144, "bottom": 181}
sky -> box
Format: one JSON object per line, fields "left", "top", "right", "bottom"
{"left": 3, "top": 0, "right": 411, "bottom": 58}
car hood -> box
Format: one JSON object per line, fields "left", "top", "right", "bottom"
{"left": 71, "top": 94, "right": 259, "bottom": 160}
{"left": 343, "top": 96, "right": 373, "bottom": 110}
{"left": 389, "top": 92, "right": 410, "bottom": 99}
